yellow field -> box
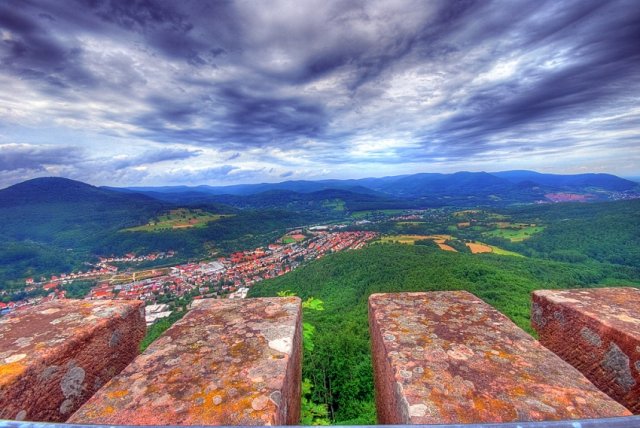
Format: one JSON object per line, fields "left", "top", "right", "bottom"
{"left": 465, "top": 241, "right": 524, "bottom": 257}
{"left": 380, "top": 234, "right": 458, "bottom": 252}
{"left": 380, "top": 235, "right": 433, "bottom": 244}
{"left": 380, "top": 234, "right": 522, "bottom": 257}
{"left": 466, "top": 242, "right": 492, "bottom": 254}
{"left": 437, "top": 243, "right": 457, "bottom": 252}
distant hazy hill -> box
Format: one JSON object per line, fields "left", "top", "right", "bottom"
{"left": 0, "top": 177, "right": 159, "bottom": 206}
{"left": 125, "top": 187, "right": 412, "bottom": 211}
{"left": 112, "top": 170, "right": 638, "bottom": 204}
{"left": 492, "top": 171, "right": 637, "bottom": 191}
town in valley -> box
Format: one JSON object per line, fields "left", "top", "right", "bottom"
{"left": 0, "top": 227, "right": 376, "bottom": 325}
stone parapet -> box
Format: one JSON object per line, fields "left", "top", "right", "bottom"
{"left": 369, "top": 291, "right": 631, "bottom": 424}
{"left": 70, "top": 297, "right": 302, "bottom": 425}
{"left": 532, "top": 287, "right": 640, "bottom": 413}
{"left": 0, "top": 300, "right": 145, "bottom": 422}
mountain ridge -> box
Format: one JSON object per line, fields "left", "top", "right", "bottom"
{"left": 107, "top": 170, "right": 637, "bottom": 198}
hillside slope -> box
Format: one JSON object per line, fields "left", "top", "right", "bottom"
{"left": 249, "top": 244, "right": 639, "bottom": 423}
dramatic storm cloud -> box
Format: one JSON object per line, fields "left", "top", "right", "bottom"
{"left": 0, "top": 0, "right": 638, "bottom": 187}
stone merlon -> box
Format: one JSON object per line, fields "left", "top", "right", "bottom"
{"left": 532, "top": 287, "right": 640, "bottom": 414}
{"left": 369, "top": 291, "right": 631, "bottom": 425}
{"left": 69, "top": 297, "right": 302, "bottom": 425}
{"left": 0, "top": 300, "right": 145, "bottom": 422}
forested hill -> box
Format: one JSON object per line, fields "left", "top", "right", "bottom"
{"left": 249, "top": 244, "right": 639, "bottom": 424}
{"left": 0, "top": 177, "right": 158, "bottom": 206}
{"left": 500, "top": 199, "right": 640, "bottom": 266}
{"left": 0, "top": 177, "right": 167, "bottom": 249}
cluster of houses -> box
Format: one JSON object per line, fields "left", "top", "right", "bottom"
{"left": 87, "top": 230, "right": 377, "bottom": 303}
{"left": 97, "top": 251, "right": 175, "bottom": 266}
{"left": 1, "top": 232, "right": 376, "bottom": 319}
{"left": 0, "top": 252, "right": 175, "bottom": 315}
{"left": 20, "top": 251, "right": 175, "bottom": 289}
{"left": 390, "top": 213, "right": 425, "bottom": 221}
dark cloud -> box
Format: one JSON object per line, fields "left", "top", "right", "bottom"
{"left": 0, "top": 144, "right": 84, "bottom": 171}
{"left": 111, "top": 148, "right": 201, "bottom": 170}
{"left": 0, "top": 2, "right": 96, "bottom": 90}
{"left": 404, "top": 0, "right": 640, "bottom": 161}
{"left": 0, "top": 0, "right": 638, "bottom": 186}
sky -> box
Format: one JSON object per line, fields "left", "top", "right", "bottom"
{"left": 0, "top": 0, "right": 639, "bottom": 188}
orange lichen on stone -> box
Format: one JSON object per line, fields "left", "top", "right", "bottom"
{"left": 69, "top": 297, "right": 302, "bottom": 426}
{"left": 532, "top": 287, "right": 640, "bottom": 414}
{"left": 0, "top": 299, "right": 145, "bottom": 422}
{"left": 369, "top": 291, "right": 631, "bottom": 425}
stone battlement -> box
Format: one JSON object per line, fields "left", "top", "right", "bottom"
{"left": 3, "top": 290, "right": 640, "bottom": 426}
{"left": 532, "top": 287, "right": 640, "bottom": 414}
{"left": 369, "top": 291, "right": 631, "bottom": 424}
{"left": 0, "top": 300, "right": 145, "bottom": 422}
{"left": 69, "top": 297, "right": 302, "bottom": 425}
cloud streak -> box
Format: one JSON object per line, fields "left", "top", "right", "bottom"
{"left": 0, "top": 0, "right": 639, "bottom": 187}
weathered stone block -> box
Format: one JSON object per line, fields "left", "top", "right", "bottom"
{"left": 70, "top": 297, "right": 302, "bottom": 425}
{"left": 0, "top": 300, "right": 145, "bottom": 422}
{"left": 532, "top": 287, "right": 640, "bottom": 414}
{"left": 369, "top": 291, "right": 631, "bottom": 424}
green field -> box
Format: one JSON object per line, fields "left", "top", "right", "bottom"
{"left": 351, "top": 209, "right": 404, "bottom": 218}
{"left": 123, "top": 209, "right": 231, "bottom": 232}
{"left": 484, "top": 225, "right": 545, "bottom": 242}
{"left": 488, "top": 245, "right": 524, "bottom": 257}
{"left": 321, "top": 199, "right": 346, "bottom": 211}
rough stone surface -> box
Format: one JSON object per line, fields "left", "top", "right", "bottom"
{"left": 0, "top": 300, "right": 145, "bottom": 422}
{"left": 532, "top": 287, "right": 640, "bottom": 414}
{"left": 70, "top": 297, "right": 302, "bottom": 425}
{"left": 369, "top": 291, "right": 631, "bottom": 424}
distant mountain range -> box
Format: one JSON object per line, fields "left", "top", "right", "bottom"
{"left": 1, "top": 171, "right": 637, "bottom": 214}
{"left": 101, "top": 170, "right": 638, "bottom": 207}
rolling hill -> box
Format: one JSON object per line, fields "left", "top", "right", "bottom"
{"left": 0, "top": 177, "right": 166, "bottom": 243}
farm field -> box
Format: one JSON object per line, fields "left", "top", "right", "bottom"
{"left": 322, "top": 199, "right": 346, "bottom": 211}
{"left": 379, "top": 234, "right": 434, "bottom": 244}
{"left": 282, "top": 233, "right": 306, "bottom": 243}
{"left": 379, "top": 234, "right": 458, "bottom": 252}
{"left": 484, "top": 225, "right": 545, "bottom": 242}
{"left": 489, "top": 245, "right": 524, "bottom": 257}
{"left": 465, "top": 242, "right": 492, "bottom": 253}
{"left": 123, "top": 209, "right": 231, "bottom": 232}
{"left": 110, "top": 268, "right": 170, "bottom": 284}
{"left": 464, "top": 241, "right": 524, "bottom": 257}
